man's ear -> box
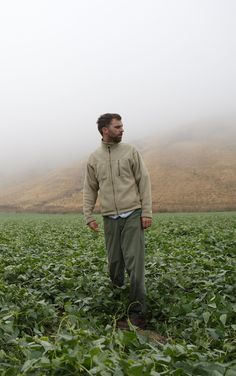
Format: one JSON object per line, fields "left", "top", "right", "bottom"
{"left": 102, "top": 126, "right": 109, "bottom": 136}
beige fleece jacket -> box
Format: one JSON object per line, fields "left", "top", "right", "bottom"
{"left": 83, "top": 141, "right": 152, "bottom": 224}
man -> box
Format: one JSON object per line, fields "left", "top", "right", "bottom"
{"left": 83, "top": 113, "right": 152, "bottom": 329}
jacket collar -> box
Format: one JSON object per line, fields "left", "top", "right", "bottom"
{"left": 101, "top": 140, "right": 120, "bottom": 149}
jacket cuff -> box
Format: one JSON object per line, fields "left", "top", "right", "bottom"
{"left": 85, "top": 216, "right": 96, "bottom": 225}
{"left": 141, "top": 211, "right": 153, "bottom": 218}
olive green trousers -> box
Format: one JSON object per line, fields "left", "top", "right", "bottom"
{"left": 103, "top": 209, "right": 146, "bottom": 314}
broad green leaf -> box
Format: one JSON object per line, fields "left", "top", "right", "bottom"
{"left": 208, "top": 303, "right": 217, "bottom": 308}
{"left": 225, "top": 365, "right": 236, "bottom": 376}
{"left": 21, "top": 359, "right": 38, "bottom": 373}
{"left": 203, "top": 311, "right": 211, "bottom": 325}
{"left": 220, "top": 314, "right": 227, "bottom": 326}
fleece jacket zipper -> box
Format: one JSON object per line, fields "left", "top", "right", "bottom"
{"left": 108, "top": 146, "right": 118, "bottom": 214}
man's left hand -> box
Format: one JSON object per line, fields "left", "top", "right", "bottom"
{"left": 141, "top": 216, "right": 152, "bottom": 229}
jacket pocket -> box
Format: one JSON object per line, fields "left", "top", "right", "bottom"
{"left": 117, "top": 159, "right": 131, "bottom": 177}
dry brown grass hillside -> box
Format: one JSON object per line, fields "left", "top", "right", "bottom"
{"left": 0, "top": 121, "right": 235, "bottom": 213}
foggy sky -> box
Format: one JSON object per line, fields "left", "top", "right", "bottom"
{"left": 0, "top": 0, "right": 236, "bottom": 176}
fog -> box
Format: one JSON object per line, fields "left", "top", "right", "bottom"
{"left": 0, "top": 0, "right": 235, "bottom": 178}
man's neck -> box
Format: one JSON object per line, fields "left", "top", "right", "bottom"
{"left": 102, "top": 139, "right": 116, "bottom": 144}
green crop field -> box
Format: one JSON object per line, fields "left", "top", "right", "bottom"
{"left": 0, "top": 212, "right": 235, "bottom": 375}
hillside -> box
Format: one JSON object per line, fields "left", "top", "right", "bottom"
{"left": 142, "top": 121, "right": 236, "bottom": 211}
{"left": 0, "top": 121, "right": 235, "bottom": 213}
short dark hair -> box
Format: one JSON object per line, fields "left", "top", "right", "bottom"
{"left": 97, "top": 113, "right": 122, "bottom": 135}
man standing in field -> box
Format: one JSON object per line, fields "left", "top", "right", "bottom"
{"left": 83, "top": 113, "right": 152, "bottom": 329}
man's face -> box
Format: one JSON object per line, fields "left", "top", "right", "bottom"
{"left": 103, "top": 118, "right": 124, "bottom": 143}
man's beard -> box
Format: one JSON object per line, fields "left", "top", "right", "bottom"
{"left": 108, "top": 133, "right": 122, "bottom": 143}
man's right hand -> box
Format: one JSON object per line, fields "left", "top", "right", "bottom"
{"left": 88, "top": 220, "right": 99, "bottom": 231}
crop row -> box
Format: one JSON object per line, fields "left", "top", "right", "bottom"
{"left": 0, "top": 212, "right": 235, "bottom": 375}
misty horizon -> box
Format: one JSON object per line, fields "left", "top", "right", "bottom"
{"left": 1, "top": 115, "right": 235, "bottom": 187}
